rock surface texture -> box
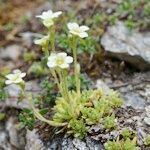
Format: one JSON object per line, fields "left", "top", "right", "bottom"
{"left": 47, "top": 136, "right": 104, "bottom": 150}
{"left": 101, "top": 21, "right": 150, "bottom": 70}
{"left": 1, "top": 80, "right": 41, "bottom": 109}
{"left": 0, "top": 116, "right": 26, "bottom": 150}
{"left": 0, "top": 45, "right": 23, "bottom": 61}
{"left": 25, "top": 130, "right": 45, "bottom": 150}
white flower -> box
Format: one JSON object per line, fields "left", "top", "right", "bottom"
{"left": 67, "top": 22, "right": 89, "bottom": 38}
{"left": 47, "top": 52, "right": 73, "bottom": 69}
{"left": 34, "top": 35, "right": 49, "bottom": 46}
{"left": 36, "top": 10, "right": 62, "bottom": 20}
{"left": 5, "top": 69, "right": 26, "bottom": 85}
{"left": 43, "top": 19, "right": 54, "bottom": 27}
{"left": 36, "top": 10, "right": 62, "bottom": 27}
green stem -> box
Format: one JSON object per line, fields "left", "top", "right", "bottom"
{"left": 49, "top": 26, "right": 55, "bottom": 52}
{"left": 33, "top": 107, "right": 67, "bottom": 126}
{"left": 28, "top": 94, "right": 67, "bottom": 127}
{"left": 51, "top": 70, "right": 60, "bottom": 89}
{"left": 51, "top": 69, "right": 64, "bottom": 98}
{"left": 76, "top": 64, "right": 81, "bottom": 96}
{"left": 62, "top": 70, "right": 70, "bottom": 101}
{"left": 42, "top": 44, "right": 49, "bottom": 57}
{"left": 72, "top": 36, "right": 80, "bottom": 96}
{"left": 56, "top": 69, "right": 69, "bottom": 101}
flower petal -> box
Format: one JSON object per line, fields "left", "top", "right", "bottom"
{"left": 49, "top": 53, "right": 56, "bottom": 57}
{"left": 34, "top": 39, "right": 41, "bottom": 45}
{"left": 65, "top": 56, "right": 73, "bottom": 63}
{"left": 47, "top": 61, "right": 57, "bottom": 68}
{"left": 36, "top": 10, "right": 53, "bottom": 19}
{"left": 59, "top": 63, "right": 69, "bottom": 69}
{"left": 67, "top": 22, "right": 79, "bottom": 30}
{"left": 46, "top": 10, "right": 53, "bottom": 15}
{"left": 57, "top": 52, "right": 67, "bottom": 58}
{"left": 36, "top": 15, "right": 43, "bottom": 19}
{"left": 14, "top": 78, "right": 23, "bottom": 83}
{"left": 79, "top": 32, "right": 88, "bottom": 38}
{"left": 6, "top": 74, "right": 15, "bottom": 79}
{"left": 5, "top": 69, "right": 25, "bottom": 85}
{"left": 80, "top": 25, "right": 89, "bottom": 31}
{"left": 5, "top": 80, "right": 13, "bottom": 85}
{"left": 20, "top": 73, "right": 26, "bottom": 78}
{"left": 48, "top": 54, "right": 56, "bottom": 61}
{"left": 34, "top": 35, "right": 49, "bottom": 45}
{"left": 52, "top": 11, "right": 62, "bottom": 18}
{"left": 13, "top": 69, "right": 21, "bottom": 74}
{"left": 43, "top": 19, "right": 54, "bottom": 27}
{"left": 36, "top": 10, "right": 61, "bottom": 21}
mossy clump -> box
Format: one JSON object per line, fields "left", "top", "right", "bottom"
{"left": 52, "top": 89, "right": 123, "bottom": 139}
{"left": 144, "top": 135, "right": 150, "bottom": 146}
{"left": 104, "top": 137, "right": 140, "bottom": 150}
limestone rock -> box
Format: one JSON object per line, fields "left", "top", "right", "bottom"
{"left": 0, "top": 45, "right": 23, "bottom": 61}
{"left": 25, "top": 129, "right": 45, "bottom": 150}
{"left": 101, "top": 21, "right": 150, "bottom": 70}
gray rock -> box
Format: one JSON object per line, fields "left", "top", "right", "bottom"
{"left": 110, "top": 72, "right": 150, "bottom": 110}
{"left": 61, "top": 136, "right": 75, "bottom": 150}
{"left": 1, "top": 80, "right": 41, "bottom": 109}
{"left": 144, "top": 117, "right": 150, "bottom": 126}
{"left": 20, "top": 32, "right": 42, "bottom": 48}
{"left": 144, "top": 106, "right": 150, "bottom": 125}
{"left": 145, "top": 106, "right": 150, "bottom": 118}
{"left": 25, "top": 80, "right": 41, "bottom": 96}
{"left": 0, "top": 131, "right": 11, "bottom": 150}
{"left": 95, "top": 78, "right": 147, "bottom": 110}
{"left": 95, "top": 79, "right": 110, "bottom": 92}
{"left": 95, "top": 0, "right": 122, "bottom": 11}
{"left": 3, "top": 84, "right": 29, "bottom": 109}
{"left": 0, "top": 45, "right": 23, "bottom": 61}
{"left": 73, "top": 138, "right": 87, "bottom": 150}
{"left": 5, "top": 84, "right": 22, "bottom": 97}
{"left": 6, "top": 117, "right": 20, "bottom": 148}
{"left": 137, "top": 128, "right": 147, "bottom": 146}
{"left": 86, "top": 137, "right": 104, "bottom": 150}
{"left": 25, "top": 129, "right": 45, "bottom": 150}
{"left": 0, "top": 60, "right": 16, "bottom": 70}
{"left": 122, "top": 92, "right": 146, "bottom": 109}
{"left": 6, "top": 117, "right": 26, "bottom": 149}
{"left": 47, "top": 135, "right": 104, "bottom": 150}
{"left": 101, "top": 21, "right": 150, "bottom": 70}
{"left": 0, "top": 116, "right": 26, "bottom": 150}
{"left": 139, "top": 84, "right": 150, "bottom": 102}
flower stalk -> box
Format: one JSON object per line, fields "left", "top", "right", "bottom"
{"left": 62, "top": 69, "right": 70, "bottom": 101}
{"left": 67, "top": 22, "right": 89, "bottom": 96}
{"left": 71, "top": 36, "right": 80, "bottom": 96}
{"left": 28, "top": 94, "right": 67, "bottom": 127}
{"left": 49, "top": 26, "right": 56, "bottom": 52}
{"left": 55, "top": 69, "right": 69, "bottom": 102}
{"left": 42, "top": 43, "right": 49, "bottom": 57}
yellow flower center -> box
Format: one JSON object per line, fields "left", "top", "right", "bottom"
{"left": 56, "top": 57, "right": 65, "bottom": 65}
{"left": 74, "top": 28, "right": 81, "bottom": 33}
{"left": 12, "top": 74, "right": 20, "bottom": 81}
